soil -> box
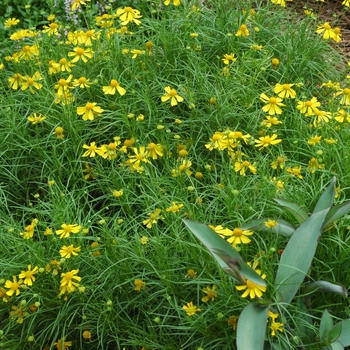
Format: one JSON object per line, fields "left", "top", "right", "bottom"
{"left": 286, "top": 0, "right": 350, "bottom": 58}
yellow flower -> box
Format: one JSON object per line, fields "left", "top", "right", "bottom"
{"left": 307, "top": 158, "right": 325, "bottom": 173}
{"left": 71, "top": 0, "right": 91, "bottom": 10}
{"left": 334, "top": 87, "right": 350, "bottom": 105}
{"left": 96, "top": 140, "right": 120, "bottom": 160}
{"left": 68, "top": 47, "right": 93, "bottom": 63}
{"left": 143, "top": 209, "right": 163, "bottom": 228}
{"left": 261, "top": 116, "right": 283, "bottom": 127}
{"left": 134, "top": 279, "right": 146, "bottom": 291}
{"left": 264, "top": 220, "right": 278, "bottom": 228}
{"left": 205, "top": 131, "right": 228, "bottom": 151}
{"left": 18, "top": 265, "right": 39, "bottom": 286}
{"left": 201, "top": 285, "right": 217, "bottom": 302}
{"left": 332, "top": 27, "right": 342, "bottom": 42}
{"left": 59, "top": 245, "right": 81, "bottom": 258}
{"left": 297, "top": 97, "right": 321, "bottom": 116}
{"left": 18, "top": 44, "right": 39, "bottom": 60}
{"left": 254, "top": 134, "right": 282, "bottom": 150}
{"left": 172, "top": 160, "right": 192, "bottom": 177}
{"left": 77, "top": 102, "right": 104, "bottom": 121}
{"left": 5, "top": 276, "right": 23, "bottom": 296}
{"left": 147, "top": 142, "right": 164, "bottom": 159}
{"left": 8, "top": 73, "right": 23, "bottom": 90}
{"left": 82, "top": 142, "right": 98, "bottom": 157}
{"left": 140, "top": 236, "right": 149, "bottom": 245}
{"left": 116, "top": 6, "right": 142, "bottom": 25}
{"left": 185, "top": 269, "right": 197, "bottom": 279}
{"left": 42, "top": 22, "right": 59, "bottom": 36}
{"left": 270, "top": 321, "right": 284, "bottom": 336}
{"left": 53, "top": 126, "right": 64, "bottom": 139}
{"left": 222, "top": 53, "right": 237, "bottom": 65}
{"left": 54, "top": 75, "right": 73, "bottom": 95}
{"left": 270, "top": 155, "right": 286, "bottom": 170}
{"left": 271, "top": 58, "right": 280, "bottom": 69}
{"left": 235, "top": 24, "right": 249, "bottom": 37}
{"left": 125, "top": 146, "right": 151, "bottom": 171}
{"left": 316, "top": 22, "right": 335, "bottom": 40}
{"left": 112, "top": 189, "right": 123, "bottom": 197}
{"left": 166, "top": 202, "right": 184, "bottom": 213}
{"left": 21, "top": 71, "right": 43, "bottom": 93}
{"left": 59, "top": 269, "right": 82, "bottom": 295}
{"left": 73, "top": 76, "right": 92, "bottom": 88}
{"left": 225, "top": 227, "right": 254, "bottom": 247}
{"left": 236, "top": 264, "right": 266, "bottom": 299}
{"left": 5, "top": 18, "right": 20, "bottom": 28}
{"left": 56, "top": 224, "right": 82, "bottom": 239}
{"left": 182, "top": 302, "right": 201, "bottom": 316}
{"left": 164, "top": 0, "right": 181, "bottom": 5}
{"left": 57, "top": 57, "right": 75, "bottom": 72}
{"left": 28, "top": 113, "right": 46, "bottom": 124}
{"left": 335, "top": 109, "right": 350, "bottom": 123}
{"left": 234, "top": 160, "right": 257, "bottom": 176}
{"left": 102, "top": 79, "right": 126, "bottom": 96}
{"left": 273, "top": 83, "right": 296, "bottom": 98}
{"left": 287, "top": 166, "right": 303, "bottom": 179}
{"left": 308, "top": 135, "right": 322, "bottom": 146}
{"left": 260, "top": 94, "right": 285, "bottom": 115}
{"left": 161, "top": 86, "right": 184, "bottom": 106}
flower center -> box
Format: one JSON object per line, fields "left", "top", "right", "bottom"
{"left": 110, "top": 79, "right": 119, "bottom": 87}
{"left": 232, "top": 228, "right": 243, "bottom": 236}
{"left": 169, "top": 89, "right": 177, "bottom": 97}
{"left": 86, "top": 102, "right": 94, "bottom": 110}
{"left": 76, "top": 48, "right": 84, "bottom": 55}
{"left": 269, "top": 97, "right": 277, "bottom": 104}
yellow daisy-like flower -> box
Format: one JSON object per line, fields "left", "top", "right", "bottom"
{"left": 270, "top": 321, "right": 284, "bottom": 336}
{"left": 260, "top": 94, "right": 285, "bottom": 115}
{"left": 166, "top": 202, "right": 184, "bottom": 213}
{"left": 296, "top": 97, "right": 321, "bottom": 116}
{"left": 143, "top": 208, "right": 163, "bottom": 229}
{"left": 164, "top": 0, "right": 181, "bottom": 5}
{"left": 219, "top": 227, "right": 254, "bottom": 247}
{"left": 234, "top": 160, "right": 257, "bottom": 176}
{"left": 287, "top": 166, "right": 303, "bottom": 179}
{"left": 273, "top": 83, "right": 296, "bottom": 98}
{"left": 222, "top": 53, "right": 237, "bottom": 65}
{"left": 59, "top": 269, "right": 81, "bottom": 295}
{"left": 28, "top": 113, "right": 46, "bottom": 124}
{"left": 116, "top": 6, "right": 142, "bottom": 25}
{"left": 254, "top": 134, "right": 282, "bottom": 150}
{"left": 56, "top": 224, "right": 82, "bottom": 239}
{"left": 261, "top": 116, "right": 283, "bottom": 128}
{"left": 235, "top": 24, "right": 249, "bottom": 37}
{"left": 59, "top": 245, "right": 81, "bottom": 259}
{"left": 102, "top": 79, "right": 126, "bottom": 96}
{"left": 147, "top": 142, "right": 164, "bottom": 160}
{"left": 21, "top": 71, "right": 43, "bottom": 93}
{"left": 68, "top": 47, "right": 93, "bottom": 63}
{"left": 201, "top": 285, "right": 217, "bottom": 302}
{"left": 172, "top": 159, "right": 193, "bottom": 177}
{"left": 72, "top": 76, "right": 92, "bottom": 88}
{"left": 42, "top": 22, "right": 59, "bottom": 36}
{"left": 5, "top": 18, "right": 20, "bottom": 28}
{"left": 264, "top": 219, "right": 278, "bottom": 228}
{"left": 8, "top": 73, "right": 23, "bottom": 90}
{"left": 71, "top": 0, "right": 91, "bottom": 10}
{"left": 77, "top": 102, "right": 104, "bottom": 121}
{"left": 182, "top": 302, "right": 201, "bottom": 316}
{"left": 18, "top": 265, "right": 39, "bottom": 286}
{"left": 236, "top": 262, "right": 266, "bottom": 299}
{"left": 161, "top": 86, "right": 184, "bottom": 106}
{"left": 5, "top": 276, "right": 23, "bottom": 296}
{"left": 316, "top": 22, "right": 335, "bottom": 40}
{"left": 54, "top": 339, "right": 72, "bottom": 350}
{"left": 334, "top": 87, "right": 350, "bottom": 105}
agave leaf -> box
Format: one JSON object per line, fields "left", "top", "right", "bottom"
{"left": 334, "top": 319, "right": 350, "bottom": 347}
{"left": 330, "top": 341, "right": 344, "bottom": 350}
{"left": 329, "top": 323, "right": 342, "bottom": 343}
{"left": 274, "top": 208, "right": 330, "bottom": 304}
{"left": 183, "top": 219, "right": 266, "bottom": 286}
{"left": 273, "top": 198, "right": 309, "bottom": 224}
{"left": 322, "top": 201, "right": 350, "bottom": 229}
{"left": 320, "top": 310, "right": 333, "bottom": 341}
{"left": 236, "top": 302, "right": 268, "bottom": 350}
{"left": 304, "top": 281, "right": 348, "bottom": 297}
{"left": 313, "top": 177, "right": 336, "bottom": 213}
{"left": 240, "top": 218, "right": 295, "bottom": 237}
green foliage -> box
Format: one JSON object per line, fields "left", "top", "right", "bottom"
{"left": 0, "top": 0, "right": 350, "bottom": 349}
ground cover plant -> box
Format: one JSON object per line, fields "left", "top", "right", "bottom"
{"left": 1, "top": 0, "right": 350, "bottom": 349}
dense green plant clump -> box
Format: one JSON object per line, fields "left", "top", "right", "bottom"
{"left": 0, "top": 0, "right": 350, "bottom": 349}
